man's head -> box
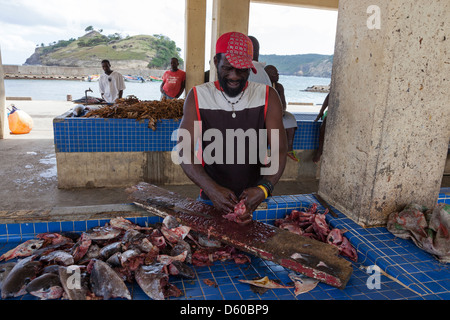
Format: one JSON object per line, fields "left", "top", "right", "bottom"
{"left": 264, "top": 65, "right": 279, "bottom": 84}
{"left": 170, "top": 58, "right": 179, "bottom": 71}
{"left": 101, "top": 60, "right": 112, "bottom": 73}
{"left": 248, "top": 36, "right": 260, "bottom": 62}
{"left": 214, "top": 32, "right": 256, "bottom": 97}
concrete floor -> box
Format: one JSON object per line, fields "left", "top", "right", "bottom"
{"left": 0, "top": 99, "right": 448, "bottom": 214}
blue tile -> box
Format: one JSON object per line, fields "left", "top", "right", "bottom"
{"left": 20, "top": 223, "right": 34, "bottom": 235}
{"left": 34, "top": 222, "right": 48, "bottom": 234}
{"left": 422, "top": 281, "right": 447, "bottom": 293}
{"left": 86, "top": 220, "right": 99, "bottom": 230}
{"left": 48, "top": 222, "right": 61, "bottom": 233}
{"left": 7, "top": 223, "right": 20, "bottom": 236}
{"left": 74, "top": 221, "right": 87, "bottom": 232}
{"left": 61, "top": 221, "right": 74, "bottom": 232}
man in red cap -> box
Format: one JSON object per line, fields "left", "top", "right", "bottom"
{"left": 177, "top": 32, "right": 287, "bottom": 224}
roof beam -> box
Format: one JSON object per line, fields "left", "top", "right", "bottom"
{"left": 251, "top": 0, "right": 338, "bottom": 10}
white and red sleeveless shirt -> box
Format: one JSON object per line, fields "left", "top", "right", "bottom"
{"left": 192, "top": 81, "right": 270, "bottom": 200}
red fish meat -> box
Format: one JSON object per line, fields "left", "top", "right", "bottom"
{"left": 222, "top": 199, "right": 247, "bottom": 223}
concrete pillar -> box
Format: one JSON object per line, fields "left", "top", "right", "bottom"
{"left": 185, "top": 0, "right": 207, "bottom": 94}
{"left": 209, "top": 0, "right": 251, "bottom": 81}
{"left": 0, "top": 47, "right": 8, "bottom": 139}
{"left": 318, "top": 0, "right": 450, "bottom": 227}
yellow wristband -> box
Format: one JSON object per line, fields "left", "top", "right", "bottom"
{"left": 257, "top": 185, "right": 268, "bottom": 199}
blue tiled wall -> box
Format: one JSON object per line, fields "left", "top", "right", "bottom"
{"left": 53, "top": 116, "right": 321, "bottom": 153}
{"left": 53, "top": 118, "right": 180, "bottom": 153}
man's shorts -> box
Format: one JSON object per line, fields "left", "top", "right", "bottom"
{"left": 283, "top": 111, "right": 298, "bottom": 129}
{"left": 161, "top": 93, "right": 175, "bottom": 100}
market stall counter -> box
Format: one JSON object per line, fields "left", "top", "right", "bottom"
{"left": 53, "top": 97, "right": 322, "bottom": 188}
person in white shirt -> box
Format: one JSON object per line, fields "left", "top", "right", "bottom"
{"left": 99, "top": 60, "right": 126, "bottom": 103}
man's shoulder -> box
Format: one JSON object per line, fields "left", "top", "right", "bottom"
{"left": 176, "top": 69, "right": 186, "bottom": 77}
{"left": 247, "top": 80, "right": 268, "bottom": 90}
{"left": 194, "top": 81, "right": 215, "bottom": 90}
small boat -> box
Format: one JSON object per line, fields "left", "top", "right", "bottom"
{"left": 84, "top": 74, "right": 100, "bottom": 82}
{"left": 123, "top": 75, "right": 145, "bottom": 83}
{"left": 148, "top": 75, "right": 163, "bottom": 82}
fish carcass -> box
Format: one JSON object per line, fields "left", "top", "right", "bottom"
{"left": 275, "top": 204, "right": 358, "bottom": 262}
{"left": 88, "top": 259, "right": 131, "bottom": 300}
{"left": 0, "top": 240, "right": 44, "bottom": 261}
{"left": 1, "top": 256, "right": 41, "bottom": 299}
{"left": 25, "top": 273, "right": 64, "bottom": 300}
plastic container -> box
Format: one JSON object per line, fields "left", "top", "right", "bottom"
{"left": 8, "top": 105, "right": 33, "bottom": 134}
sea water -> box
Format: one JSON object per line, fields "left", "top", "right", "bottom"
{"left": 4, "top": 75, "right": 330, "bottom": 107}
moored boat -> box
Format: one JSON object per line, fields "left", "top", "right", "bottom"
{"left": 148, "top": 75, "right": 163, "bottom": 82}
{"left": 84, "top": 74, "right": 100, "bottom": 82}
{"left": 123, "top": 75, "right": 145, "bottom": 83}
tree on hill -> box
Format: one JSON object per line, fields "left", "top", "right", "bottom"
{"left": 147, "top": 34, "right": 183, "bottom": 69}
{"left": 85, "top": 26, "right": 94, "bottom": 32}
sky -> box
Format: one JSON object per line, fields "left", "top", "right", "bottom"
{"left": 0, "top": 0, "right": 338, "bottom": 66}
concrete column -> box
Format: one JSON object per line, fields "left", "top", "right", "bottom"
{"left": 209, "top": 0, "right": 251, "bottom": 81}
{"left": 0, "top": 47, "right": 8, "bottom": 139}
{"left": 185, "top": 0, "right": 207, "bottom": 94}
{"left": 318, "top": 0, "right": 450, "bottom": 227}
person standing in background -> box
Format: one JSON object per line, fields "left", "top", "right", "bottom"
{"left": 160, "top": 57, "right": 186, "bottom": 100}
{"left": 313, "top": 93, "right": 330, "bottom": 163}
{"left": 265, "top": 64, "right": 300, "bottom": 162}
{"left": 247, "top": 36, "right": 272, "bottom": 86}
{"left": 99, "top": 60, "right": 126, "bottom": 104}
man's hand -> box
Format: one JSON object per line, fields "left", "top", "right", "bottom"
{"left": 314, "top": 113, "right": 323, "bottom": 122}
{"left": 237, "top": 187, "right": 267, "bottom": 224}
{"left": 206, "top": 185, "right": 239, "bottom": 214}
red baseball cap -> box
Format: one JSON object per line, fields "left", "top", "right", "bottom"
{"left": 216, "top": 32, "right": 257, "bottom": 74}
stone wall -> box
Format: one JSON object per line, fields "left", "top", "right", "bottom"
{"left": 3, "top": 65, "right": 165, "bottom": 80}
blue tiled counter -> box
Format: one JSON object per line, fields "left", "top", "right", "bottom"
{"left": 53, "top": 112, "right": 322, "bottom": 188}
{"left": 1, "top": 193, "right": 449, "bottom": 300}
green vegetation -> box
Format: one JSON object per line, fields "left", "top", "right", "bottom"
{"left": 40, "top": 38, "right": 77, "bottom": 55}
{"left": 147, "top": 34, "right": 183, "bottom": 69}
{"left": 26, "top": 29, "right": 183, "bottom": 69}
{"left": 260, "top": 54, "right": 333, "bottom": 77}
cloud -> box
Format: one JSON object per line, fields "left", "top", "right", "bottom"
{"left": 0, "top": 0, "right": 186, "bottom": 64}
{"left": 249, "top": 3, "right": 338, "bottom": 55}
{"left": 0, "top": 0, "right": 337, "bottom": 65}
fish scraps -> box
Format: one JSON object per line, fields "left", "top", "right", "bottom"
{"left": 274, "top": 203, "right": 358, "bottom": 261}
{"left": 0, "top": 215, "right": 252, "bottom": 300}
{"left": 83, "top": 95, "right": 184, "bottom": 130}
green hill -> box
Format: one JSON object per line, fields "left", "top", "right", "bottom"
{"left": 260, "top": 54, "right": 333, "bottom": 78}
{"left": 25, "top": 31, "right": 183, "bottom": 70}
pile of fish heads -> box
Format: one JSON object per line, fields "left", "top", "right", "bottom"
{"left": 0, "top": 216, "right": 221, "bottom": 300}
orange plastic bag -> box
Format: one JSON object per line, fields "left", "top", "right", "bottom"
{"left": 8, "top": 105, "right": 33, "bottom": 134}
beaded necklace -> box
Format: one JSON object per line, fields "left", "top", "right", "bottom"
{"left": 220, "top": 88, "right": 245, "bottom": 118}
